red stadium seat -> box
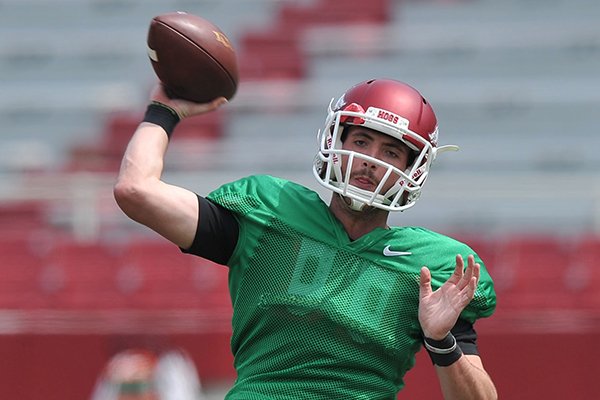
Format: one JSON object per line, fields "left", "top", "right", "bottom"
{"left": 0, "top": 248, "right": 46, "bottom": 308}
{"left": 568, "top": 235, "right": 600, "bottom": 309}
{"left": 238, "top": 25, "right": 307, "bottom": 81}
{"left": 0, "top": 230, "right": 61, "bottom": 308}
{"left": 493, "top": 236, "right": 574, "bottom": 310}
{"left": 278, "top": 0, "right": 391, "bottom": 26}
{"left": 117, "top": 238, "right": 230, "bottom": 310}
{"left": 237, "top": 0, "right": 392, "bottom": 82}
{"left": 66, "top": 110, "right": 225, "bottom": 172}
{"left": 0, "top": 200, "right": 49, "bottom": 233}
{"left": 42, "top": 240, "right": 123, "bottom": 309}
{"left": 104, "top": 110, "right": 225, "bottom": 146}
{"left": 238, "top": 48, "right": 307, "bottom": 81}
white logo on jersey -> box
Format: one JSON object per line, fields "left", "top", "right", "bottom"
{"left": 382, "top": 245, "right": 412, "bottom": 257}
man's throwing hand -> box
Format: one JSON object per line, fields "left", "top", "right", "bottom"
{"left": 150, "top": 83, "right": 228, "bottom": 120}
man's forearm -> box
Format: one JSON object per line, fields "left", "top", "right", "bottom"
{"left": 435, "top": 355, "right": 498, "bottom": 400}
{"left": 117, "top": 122, "right": 170, "bottom": 183}
{"left": 114, "top": 122, "right": 171, "bottom": 223}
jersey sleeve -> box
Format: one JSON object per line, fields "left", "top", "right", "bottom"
{"left": 452, "top": 318, "right": 479, "bottom": 355}
{"left": 459, "top": 242, "right": 497, "bottom": 323}
{"left": 204, "top": 175, "right": 290, "bottom": 267}
{"left": 180, "top": 195, "right": 239, "bottom": 265}
{"left": 206, "top": 175, "right": 286, "bottom": 217}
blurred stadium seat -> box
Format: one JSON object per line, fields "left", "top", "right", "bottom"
{"left": 277, "top": 0, "right": 391, "bottom": 26}
{"left": 66, "top": 109, "right": 227, "bottom": 172}
{"left": 0, "top": 241, "right": 46, "bottom": 308}
{"left": 117, "top": 238, "right": 230, "bottom": 310}
{"left": 0, "top": 200, "right": 49, "bottom": 232}
{"left": 42, "top": 239, "right": 123, "bottom": 309}
{"left": 568, "top": 235, "right": 600, "bottom": 309}
{"left": 238, "top": 24, "right": 307, "bottom": 81}
{"left": 493, "top": 236, "right": 576, "bottom": 309}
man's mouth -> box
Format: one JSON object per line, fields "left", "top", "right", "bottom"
{"left": 352, "top": 175, "right": 377, "bottom": 190}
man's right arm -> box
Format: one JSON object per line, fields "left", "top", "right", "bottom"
{"left": 113, "top": 83, "right": 228, "bottom": 249}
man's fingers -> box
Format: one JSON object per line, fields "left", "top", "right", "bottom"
{"left": 445, "top": 254, "right": 464, "bottom": 285}
{"left": 463, "top": 276, "right": 478, "bottom": 304}
{"left": 461, "top": 260, "right": 480, "bottom": 303}
{"left": 465, "top": 255, "right": 481, "bottom": 287}
{"left": 455, "top": 254, "right": 464, "bottom": 272}
{"left": 419, "top": 266, "right": 433, "bottom": 298}
{"left": 456, "top": 255, "right": 481, "bottom": 291}
{"left": 471, "top": 258, "right": 481, "bottom": 286}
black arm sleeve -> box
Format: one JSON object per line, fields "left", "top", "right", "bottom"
{"left": 452, "top": 318, "right": 479, "bottom": 356}
{"left": 180, "top": 195, "right": 239, "bottom": 265}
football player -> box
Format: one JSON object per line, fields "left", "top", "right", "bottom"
{"left": 114, "top": 78, "right": 497, "bottom": 399}
{"left": 90, "top": 349, "right": 203, "bottom": 400}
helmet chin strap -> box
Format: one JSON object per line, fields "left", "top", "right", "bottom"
{"left": 339, "top": 193, "right": 371, "bottom": 212}
{"left": 349, "top": 198, "right": 367, "bottom": 212}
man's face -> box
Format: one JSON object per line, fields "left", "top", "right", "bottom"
{"left": 340, "top": 126, "right": 412, "bottom": 194}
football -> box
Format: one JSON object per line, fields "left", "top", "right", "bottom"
{"left": 147, "top": 11, "right": 239, "bottom": 103}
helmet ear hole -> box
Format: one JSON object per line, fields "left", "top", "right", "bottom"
{"left": 407, "top": 151, "right": 417, "bottom": 168}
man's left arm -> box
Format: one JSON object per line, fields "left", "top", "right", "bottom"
{"left": 418, "top": 255, "right": 498, "bottom": 400}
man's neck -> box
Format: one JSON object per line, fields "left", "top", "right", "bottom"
{"left": 329, "top": 195, "right": 390, "bottom": 241}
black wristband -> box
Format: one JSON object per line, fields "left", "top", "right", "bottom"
{"left": 424, "top": 333, "right": 463, "bottom": 367}
{"left": 142, "top": 102, "right": 180, "bottom": 138}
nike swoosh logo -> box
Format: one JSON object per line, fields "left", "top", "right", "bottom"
{"left": 383, "top": 245, "right": 412, "bottom": 257}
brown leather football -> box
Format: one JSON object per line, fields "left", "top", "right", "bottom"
{"left": 147, "top": 12, "right": 239, "bottom": 103}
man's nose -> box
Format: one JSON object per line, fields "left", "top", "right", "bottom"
{"left": 361, "top": 149, "right": 380, "bottom": 167}
{"left": 361, "top": 156, "right": 378, "bottom": 169}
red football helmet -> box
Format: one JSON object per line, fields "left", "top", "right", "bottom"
{"left": 313, "top": 78, "right": 458, "bottom": 211}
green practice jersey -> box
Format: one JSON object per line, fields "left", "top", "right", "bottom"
{"left": 206, "top": 175, "right": 496, "bottom": 400}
